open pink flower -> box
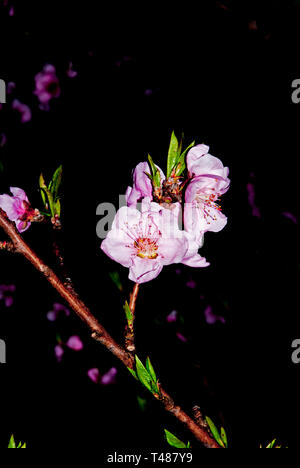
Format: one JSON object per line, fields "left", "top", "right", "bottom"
{"left": 34, "top": 64, "right": 60, "bottom": 110}
{"left": 184, "top": 146, "right": 230, "bottom": 241}
{"left": 101, "top": 202, "right": 189, "bottom": 284}
{"left": 0, "top": 187, "right": 38, "bottom": 233}
{"left": 126, "top": 161, "right": 165, "bottom": 207}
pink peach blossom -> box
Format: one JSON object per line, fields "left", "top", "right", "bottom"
{"left": 101, "top": 367, "right": 117, "bottom": 385}
{"left": 101, "top": 202, "right": 190, "bottom": 284}
{"left": 184, "top": 147, "right": 230, "bottom": 242}
{"left": 0, "top": 187, "right": 38, "bottom": 233}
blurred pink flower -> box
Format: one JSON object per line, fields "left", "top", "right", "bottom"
{"left": 66, "top": 62, "right": 78, "bottom": 78}
{"left": 87, "top": 368, "right": 100, "bottom": 384}
{"left": 54, "top": 344, "right": 64, "bottom": 362}
{"left": 101, "top": 367, "right": 117, "bottom": 385}
{"left": 204, "top": 305, "right": 225, "bottom": 325}
{"left": 46, "top": 302, "right": 70, "bottom": 321}
{"left": 166, "top": 310, "right": 178, "bottom": 323}
{"left": 176, "top": 332, "right": 188, "bottom": 343}
{"left": 12, "top": 99, "right": 32, "bottom": 123}
{"left": 0, "top": 284, "right": 16, "bottom": 307}
{"left": 101, "top": 202, "right": 190, "bottom": 284}
{"left": 0, "top": 187, "right": 38, "bottom": 232}
{"left": 247, "top": 182, "right": 261, "bottom": 218}
{"left": 66, "top": 335, "right": 83, "bottom": 351}
{"left": 282, "top": 212, "right": 297, "bottom": 224}
{"left": 34, "top": 64, "right": 60, "bottom": 110}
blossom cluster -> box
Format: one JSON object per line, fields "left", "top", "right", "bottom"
{"left": 101, "top": 138, "right": 230, "bottom": 283}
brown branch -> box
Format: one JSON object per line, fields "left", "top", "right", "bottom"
{"left": 0, "top": 208, "right": 220, "bottom": 448}
{"left": 125, "top": 283, "right": 139, "bottom": 354}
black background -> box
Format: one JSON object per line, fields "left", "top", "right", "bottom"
{"left": 0, "top": 0, "right": 300, "bottom": 449}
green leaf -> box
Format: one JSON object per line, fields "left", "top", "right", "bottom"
{"left": 205, "top": 416, "right": 225, "bottom": 447}
{"left": 166, "top": 131, "right": 179, "bottom": 178}
{"left": 39, "top": 173, "right": 48, "bottom": 207}
{"left": 220, "top": 427, "right": 228, "bottom": 448}
{"left": 146, "top": 356, "right": 157, "bottom": 384}
{"left": 124, "top": 301, "right": 133, "bottom": 326}
{"left": 51, "top": 165, "right": 63, "bottom": 200}
{"left": 174, "top": 140, "right": 195, "bottom": 177}
{"left": 164, "top": 429, "right": 187, "bottom": 449}
{"left": 135, "top": 355, "right": 153, "bottom": 392}
{"left": 127, "top": 367, "right": 138, "bottom": 381}
{"left": 109, "top": 271, "right": 123, "bottom": 292}
{"left": 187, "top": 441, "right": 191, "bottom": 449}
{"left": 148, "top": 154, "right": 161, "bottom": 188}
{"left": 266, "top": 439, "right": 277, "bottom": 448}
{"left": 8, "top": 435, "right": 16, "bottom": 448}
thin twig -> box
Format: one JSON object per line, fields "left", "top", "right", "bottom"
{"left": 0, "top": 208, "right": 220, "bottom": 448}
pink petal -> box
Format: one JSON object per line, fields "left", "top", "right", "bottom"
{"left": 54, "top": 344, "right": 64, "bottom": 362}
{"left": 9, "top": 187, "right": 29, "bottom": 201}
{"left": 167, "top": 310, "right": 178, "bottom": 323}
{"left": 129, "top": 257, "right": 163, "bottom": 284}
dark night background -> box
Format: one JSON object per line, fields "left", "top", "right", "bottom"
{"left": 0, "top": 0, "right": 300, "bottom": 450}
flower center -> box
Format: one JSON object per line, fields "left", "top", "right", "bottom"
{"left": 195, "top": 189, "right": 222, "bottom": 224}
{"left": 134, "top": 237, "right": 158, "bottom": 259}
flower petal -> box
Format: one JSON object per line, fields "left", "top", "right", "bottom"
{"left": 129, "top": 257, "right": 163, "bottom": 284}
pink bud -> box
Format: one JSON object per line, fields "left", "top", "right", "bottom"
{"left": 87, "top": 368, "right": 100, "bottom": 384}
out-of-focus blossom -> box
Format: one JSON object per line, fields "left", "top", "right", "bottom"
{"left": 101, "top": 202, "right": 190, "bottom": 284}
{"left": 282, "top": 212, "right": 298, "bottom": 224}
{"left": 8, "top": 6, "right": 14, "bottom": 16}
{"left": 87, "top": 368, "right": 100, "bottom": 384}
{"left": 184, "top": 147, "right": 230, "bottom": 241}
{"left": 66, "top": 335, "right": 83, "bottom": 351}
{"left": 186, "top": 279, "right": 196, "bottom": 289}
{"left": 66, "top": 62, "right": 78, "bottom": 78}
{"left": 101, "top": 367, "right": 117, "bottom": 385}
{"left": 54, "top": 344, "right": 64, "bottom": 362}
{"left": 176, "top": 332, "right": 188, "bottom": 343}
{"left": 12, "top": 99, "right": 32, "bottom": 123}
{"left": 46, "top": 302, "right": 70, "bottom": 321}
{"left": 0, "top": 284, "right": 16, "bottom": 307}
{"left": 247, "top": 181, "right": 261, "bottom": 218}
{"left": 0, "top": 133, "right": 7, "bottom": 148}
{"left": 0, "top": 187, "right": 39, "bottom": 233}
{"left": 204, "top": 305, "right": 226, "bottom": 325}
{"left": 166, "top": 310, "right": 178, "bottom": 323}
{"left": 7, "top": 82, "right": 16, "bottom": 94}
{"left": 34, "top": 64, "right": 60, "bottom": 110}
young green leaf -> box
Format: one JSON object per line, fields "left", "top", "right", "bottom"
{"left": 164, "top": 429, "right": 187, "bottom": 449}
{"left": 220, "top": 427, "right": 228, "bottom": 448}
{"left": 8, "top": 435, "right": 16, "bottom": 448}
{"left": 127, "top": 367, "right": 138, "bottom": 381}
{"left": 146, "top": 356, "right": 157, "bottom": 384}
{"left": 135, "top": 355, "right": 153, "bottom": 392}
{"left": 148, "top": 154, "right": 161, "bottom": 188}
{"left": 124, "top": 301, "right": 133, "bottom": 326}
{"left": 205, "top": 416, "right": 225, "bottom": 447}
{"left": 137, "top": 395, "right": 147, "bottom": 412}
{"left": 167, "top": 131, "right": 179, "bottom": 178}
{"left": 51, "top": 165, "right": 63, "bottom": 200}
{"left": 174, "top": 140, "right": 195, "bottom": 177}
